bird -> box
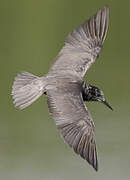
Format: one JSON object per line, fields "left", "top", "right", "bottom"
{"left": 11, "top": 6, "right": 112, "bottom": 171}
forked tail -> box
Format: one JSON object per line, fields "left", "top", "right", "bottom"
{"left": 12, "top": 72, "right": 47, "bottom": 109}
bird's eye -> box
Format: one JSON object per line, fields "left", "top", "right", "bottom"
{"left": 91, "top": 91, "right": 95, "bottom": 96}
{"left": 97, "top": 93, "right": 100, "bottom": 97}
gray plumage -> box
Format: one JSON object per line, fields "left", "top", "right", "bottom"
{"left": 12, "top": 6, "right": 110, "bottom": 171}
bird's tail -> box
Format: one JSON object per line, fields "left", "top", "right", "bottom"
{"left": 12, "top": 72, "right": 47, "bottom": 109}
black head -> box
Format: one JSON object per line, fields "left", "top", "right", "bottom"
{"left": 82, "top": 83, "right": 113, "bottom": 110}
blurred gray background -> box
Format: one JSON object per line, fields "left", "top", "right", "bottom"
{"left": 0, "top": 0, "right": 130, "bottom": 179}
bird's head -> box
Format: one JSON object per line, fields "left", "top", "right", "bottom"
{"left": 82, "top": 84, "right": 113, "bottom": 110}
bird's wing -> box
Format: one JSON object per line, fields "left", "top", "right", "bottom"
{"left": 49, "top": 6, "right": 109, "bottom": 79}
{"left": 46, "top": 82, "right": 98, "bottom": 171}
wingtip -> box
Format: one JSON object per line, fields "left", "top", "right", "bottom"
{"left": 95, "top": 5, "right": 109, "bottom": 44}
{"left": 96, "top": 5, "right": 109, "bottom": 12}
{"left": 94, "top": 163, "right": 98, "bottom": 172}
{"left": 89, "top": 152, "right": 98, "bottom": 172}
{"left": 98, "top": 5, "right": 109, "bottom": 15}
{"left": 104, "top": 5, "right": 109, "bottom": 9}
{"left": 104, "top": 5, "right": 110, "bottom": 15}
{"left": 102, "top": 5, "right": 110, "bottom": 19}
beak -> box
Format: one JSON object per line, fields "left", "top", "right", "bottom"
{"left": 102, "top": 100, "right": 113, "bottom": 110}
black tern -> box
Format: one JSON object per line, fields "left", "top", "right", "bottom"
{"left": 12, "top": 6, "right": 112, "bottom": 171}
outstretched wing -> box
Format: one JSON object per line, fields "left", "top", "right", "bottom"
{"left": 49, "top": 6, "right": 109, "bottom": 79}
{"left": 46, "top": 82, "right": 98, "bottom": 171}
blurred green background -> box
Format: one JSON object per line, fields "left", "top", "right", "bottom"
{"left": 0, "top": 0, "right": 130, "bottom": 179}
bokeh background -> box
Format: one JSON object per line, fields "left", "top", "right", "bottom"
{"left": 0, "top": 0, "right": 130, "bottom": 179}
